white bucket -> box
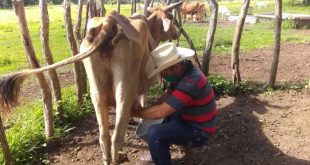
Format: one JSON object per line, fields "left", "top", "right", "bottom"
{"left": 136, "top": 119, "right": 164, "bottom": 138}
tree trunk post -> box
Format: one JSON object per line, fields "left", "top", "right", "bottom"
{"left": 143, "top": 0, "right": 152, "bottom": 16}
{"left": 269, "top": 0, "right": 282, "bottom": 88}
{"left": 39, "top": 0, "right": 63, "bottom": 117}
{"left": 82, "top": 3, "right": 90, "bottom": 38}
{"left": 131, "top": 0, "right": 136, "bottom": 15}
{"left": 174, "top": 19, "right": 201, "bottom": 69}
{"left": 231, "top": 0, "right": 250, "bottom": 87}
{"left": 202, "top": 0, "right": 218, "bottom": 76}
{"left": 101, "top": 0, "right": 106, "bottom": 16}
{"left": 12, "top": 0, "right": 54, "bottom": 138}
{"left": 117, "top": 0, "right": 121, "bottom": 13}
{"left": 88, "top": 0, "right": 96, "bottom": 18}
{"left": 74, "top": 0, "right": 84, "bottom": 45}
{"left": 74, "top": 0, "right": 88, "bottom": 99}
{"left": 0, "top": 115, "right": 14, "bottom": 165}
{"left": 64, "top": 0, "right": 86, "bottom": 106}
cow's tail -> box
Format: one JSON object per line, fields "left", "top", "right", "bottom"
{"left": 0, "top": 71, "right": 28, "bottom": 110}
{"left": 0, "top": 11, "right": 139, "bottom": 111}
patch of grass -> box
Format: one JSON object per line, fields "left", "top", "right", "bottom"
{"left": 0, "top": 86, "right": 93, "bottom": 164}
{"left": 208, "top": 74, "right": 236, "bottom": 96}
{"left": 282, "top": 19, "right": 297, "bottom": 29}
{"left": 178, "top": 21, "right": 310, "bottom": 56}
{"left": 277, "top": 80, "right": 309, "bottom": 91}
{"left": 218, "top": 0, "right": 310, "bottom": 15}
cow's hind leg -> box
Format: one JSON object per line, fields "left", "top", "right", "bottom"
{"left": 83, "top": 57, "right": 112, "bottom": 165}
{"left": 110, "top": 44, "right": 141, "bottom": 164}
{"left": 91, "top": 90, "right": 111, "bottom": 165}
{"left": 111, "top": 80, "right": 137, "bottom": 164}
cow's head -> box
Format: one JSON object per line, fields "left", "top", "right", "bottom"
{"left": 146, "top": 1, "right": 183, "bottom": 45}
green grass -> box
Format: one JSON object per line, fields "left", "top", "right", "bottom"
{"left": 1, "top": 3, "right": 310, "bottom": 164}
{"left": 178, "top": 21, "right": 310, "bottom": 55}
{"left": 0, "top": 86, "right": 93, "bottom": 164}
{"left": 217, "top": 0, "right": 310, "bottom": 15}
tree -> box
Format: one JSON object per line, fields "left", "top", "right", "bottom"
{"left": 303, "top": 0, "right": 310, "bottom": 6}
{"left": 202, "top": 0, "right": 218, "bottom": 75}
{"left": 64, "top": 0, "right": 87, "bottom": 106}
{"left": 231, "top": 0, "right": 250, "bottom": 87}
{"left": 74, "top": 0, "right": 84, "bottom": 45}
{"left": 172, "top": 0, "right": 201, "bottom": 69}
{"left": 131, "top": 0, "right": 136, "bottom": 15}
{"left": 12, "top": 0, "right": 54, "bottom": 138}
{"left": 117, "top": 0, "right": 121, "bottom": 13}
{"left": 269, "top": 0, "right": 282, "bottom": 88}
{"left": 143, "top": 0, "right": 152, "bottom": 16}
{"left": 0, "top": 115, "right": 13, "bottom": 165}
{"left": 74, "top": 0, "right": 88, "bottom": 100}
{"left": 39, "top": 0, "right": 63, "bottom": 117}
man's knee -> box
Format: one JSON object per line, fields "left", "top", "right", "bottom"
{"left": 147, "top": 124, "right": 160, "bottom": 141}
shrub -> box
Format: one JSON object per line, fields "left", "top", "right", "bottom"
{"left": 282, "top": 19, "right": 297, "bottom": 29}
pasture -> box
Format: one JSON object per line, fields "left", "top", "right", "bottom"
{"left": 0, "top": 2, "right": 310, "bottom": 164}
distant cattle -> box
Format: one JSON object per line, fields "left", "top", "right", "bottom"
{"left": 179, "top": 1, "right": 207, "bottom": 22}
{"left": 256, "top": 1, "right": 267, "bottom": 10}
{"left": 0, "top": 2, "right": 183, "bottom": 164}
{"left": 218, "top": 6, "right": 231, "bottom": 20}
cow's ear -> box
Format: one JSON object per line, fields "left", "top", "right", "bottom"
{"left": 162, "top": 17, "right": 171, "bottom": 32}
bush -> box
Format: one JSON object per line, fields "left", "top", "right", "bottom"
{"left": 282, "top": 19, "right": 297, "bottom": 29}
{"left": 208, "top": 74, "right": 236, "bottom": 96}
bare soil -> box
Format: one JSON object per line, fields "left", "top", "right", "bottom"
{"left": 19, "top": 41, "right": 310, "bottom": 164}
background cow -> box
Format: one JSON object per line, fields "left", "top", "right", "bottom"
{"left": 179, "top": 1, "right": 207, "bottom": 22}
{"left": 0, "top": 2, "right": 183, "bottom": 165}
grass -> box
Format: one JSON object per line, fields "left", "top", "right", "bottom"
{"left": 217, "top": 0, "right": 310, "bottom": 15}
{"left": 0, "top": 86, "right": 93, "bottom": 164}
{"left": 178, "top": 21, "right": 310, "bottom": 56}
{"left": 0, "top": 2, "right": 310, "bottom": 164}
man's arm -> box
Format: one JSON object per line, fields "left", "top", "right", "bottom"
{"left": 131, "top": 102, "right": 175, "bottom": 120}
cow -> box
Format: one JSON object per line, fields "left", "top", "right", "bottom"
{"left": 0, "top": 2, "right": 183, "bottom": 165}
{"left": 192, "top": 4, "right": 207, "bottom": 22}
{"left": 218, "top": 6, "right": 231, "bottom": 20}
{"left": 179, "top": 1, "right": 206, "bottom": 22}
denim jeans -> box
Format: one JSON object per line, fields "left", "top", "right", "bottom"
{"left": 147, "top": 113, "right": 209, "bottom": 165}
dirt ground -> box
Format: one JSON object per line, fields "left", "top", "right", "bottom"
{"left": 17, "top": 39, "right": 310, "bottom": 163}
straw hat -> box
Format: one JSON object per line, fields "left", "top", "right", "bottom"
{"left": 148, "top": 43, "right": 195, "bottom": 78}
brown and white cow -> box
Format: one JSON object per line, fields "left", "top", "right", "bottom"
{"left": 179, "top": 1, "right": 206, "bottom": 22}
{"left": 0, "top": 2, "right": 183, "bottom": 164}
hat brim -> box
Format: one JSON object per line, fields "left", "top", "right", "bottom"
{"left": 148, "top": 47, "right": 195, "bottom": 78}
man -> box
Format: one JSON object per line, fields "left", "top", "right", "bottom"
{"left": 131, "top": 42, "right": 217, "bottom": 165}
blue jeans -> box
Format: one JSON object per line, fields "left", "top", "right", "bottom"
{"left": 147, "top": 113, "right": 209, "bottom": 165}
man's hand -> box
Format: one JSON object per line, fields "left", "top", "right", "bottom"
{"left": 130, "top": 102, "right": 175, "bottom": 120}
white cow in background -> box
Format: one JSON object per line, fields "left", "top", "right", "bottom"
{"left": 218, "top": 6, "right": 231, "bottom": 20}
{"left": 256, "top": 1, "right": 268, "bottom": 10}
